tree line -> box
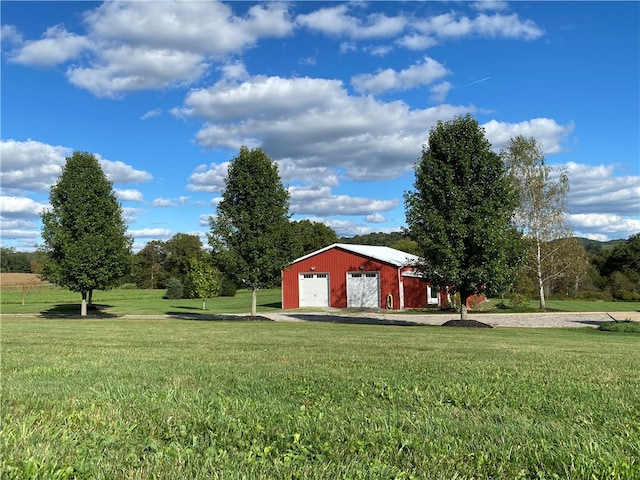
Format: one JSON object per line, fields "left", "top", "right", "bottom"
{"left": 26, "top": 117, "right": 640, "bottom": 316}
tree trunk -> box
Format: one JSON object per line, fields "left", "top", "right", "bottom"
{"left": 251, "top": 288, "right": 257, "bottom": 317}
{"left": 202, "top": 298, "right": 206, "bottom": 311}
{"left": 88, "top": 289, "right": 93, "bottom": 306}
{"left": 536, "top": 241, "right": 546, "bottom": 309}
{"left": 81, "top": 290, "right": 88, "bottom": 316}
{"left": 460, "top": 288, "right": 469, "bottom": 320}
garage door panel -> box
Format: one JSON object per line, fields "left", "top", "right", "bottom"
{"left": 347, "top": 272, "right": 380, "bottom": 308}
{"left": 299, "top": 273, "right": 329, "bottom": 307}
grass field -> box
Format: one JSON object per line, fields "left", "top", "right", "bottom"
{"left": 2, "top": 281, "right": 639, "bottom": 316}
{"left": 2, "top": 317, "right": 639, "bottom": 479}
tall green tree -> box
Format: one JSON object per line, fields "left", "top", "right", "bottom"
{"left": 502, "top": 135, "right": 576, "bottom": 308}
{"left": 131, "top": 240, "right": 168, "bottom": 289}
{"left": 209, "top": 146, "right": 291, "bottom": 316}
{"left": 40, "top": 151, "right": 132, "bottom": 315}
{"left": 165, "top": 233, "right": 203, "bottom": 284}
{"left": 404, "top": 114, "right": 521, "bottom": 320}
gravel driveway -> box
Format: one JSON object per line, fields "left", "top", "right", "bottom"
{"left": 263, "top": 310, "right": 640, "bottom": 328}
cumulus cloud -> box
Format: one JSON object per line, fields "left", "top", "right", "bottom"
{"left": 128, "top": 228, "right": 173, "bottom": 238}
{"left": 179, "top": 73, "right": 477, "bottom": 182}
{"left": 366, "top": 213, "right": 387, "bottom": 223}
{"left": 297, "top": 4, "right": 406, "bottom": 40}
{"left": 289, "top": 185, "right": 399, "bottom": 216}
{"left": 8, "top": 24, "right": 89, "bottom": 66}
{"left": 429, "top": 81, "right": 453, "bottom": 103}
{"left": 115, "top": 189, "right": 144, "bottom": 202}
{"left": 482, "top": 118, "right": 574, "bottom": 153}
{"left": 141, "top": 108, "right": 162, "bottom": 120}
{"left": 188, "top": 162, "right": 230, "bottom": 192}
{"left": 0, "top": 196, "right": 48, "bottom": 218}
{"left": 25, "top": 1, "right": 291, "bottom": 97}
{"left": 351, "top": 56, "right": 450, "bottom": 94}
{"left": 100, "top": 159, "right": 153, "bottom": 183}
{"left": 152, "top": 197, "right": 176, "bottom": 207}
{"left": 0, "top": 140, "right": 69, "bottom": 193}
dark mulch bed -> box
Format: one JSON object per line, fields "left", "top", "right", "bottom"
{"left": 238, "top": 315, "right": 273, "bottom": 322}
{"left": 442, "top": 319, "right": 494, "bottom": 328}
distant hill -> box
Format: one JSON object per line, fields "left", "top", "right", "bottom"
{"left": 577, "top": 237, "right": 626, "bottom": 255}
{"left": 339, "top": 232, "right": 628, "bottom": 253}
{"left": 338, "top": 231, "right": 407, "bottom": 247}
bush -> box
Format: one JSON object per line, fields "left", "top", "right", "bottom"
{"left": 599, "top": 321, "right": 640, "bottom": 333}
{"left": 219, "top": 277, "right": 237, "bottom": 297}
{"left": 164, "top": 278, "right": 183, "bottom": 300}
{"left": 509, "top": 293, "right": 529, "bottom": 310}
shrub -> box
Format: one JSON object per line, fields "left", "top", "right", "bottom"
{"left": 509, "top": 293, "right": 529, "bottom": 310}
{"left": 219, "top": 277, "right": 237, "bottom": 297}
{"left": 599, "top": 321, "right": 640, "bottom": 333}
{"left": 164, "top": 277, "right": 183, "bottom": 300}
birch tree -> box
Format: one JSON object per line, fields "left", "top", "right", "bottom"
{"left": 502, "top": 135, "right": 576, "bottom": 308}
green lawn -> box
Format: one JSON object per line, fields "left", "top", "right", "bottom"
{"left": 0, "top": 286, "right": 284, "bottom": 316}
{"left": 1, "top": 317, "right": 639, "bottom": 479}
{"left": 2, "top": 285, "right": 639, "bottom": 316}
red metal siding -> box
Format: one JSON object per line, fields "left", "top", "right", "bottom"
{"left": 283, "top": 247, "right": 403, "bottom": 309}
{"left": 282, "top": 246, "right": 441, "bottom": 310}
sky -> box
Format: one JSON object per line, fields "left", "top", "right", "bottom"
{"left": 1, "top": 1, "right": 639, "bottom": 253}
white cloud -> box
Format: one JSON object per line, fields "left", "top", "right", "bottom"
{"left": 8, "top": 24, "right": 89, "bottom": 66}
{"left": 180, "top": 73, "right": 474, "bottom": 182}
{"left": 128, "top": 228, "right": 173, "bottom": 238}
{"left": 115, "top": 189, "right": 144, "bottom": 202}
{"left": 289, "top": 186, "right": 399, "bottom": 216}
{"left": 482, "top": 118, "right": 574, "bottom": 154}
{"left": 199, "top": 214, "right": 215, "bottom": 227}
{"left": 351, "top": 57, "right": 450, "bottom": 94}
{"left": 396, "top": 34, "right": 438, "bottom": 51}
{"left": 297, "top": 5, "right": 406, "bottom": 40}
{"left": 100, "top": 159, "right": 153, "bottom": 184}
{"left": 414, "top": 12, "right": 543, "bottom": 41}
{"left": 366, "top": 213, "right": 387, "bottom": 223}
{"left": 152, "top": 197, "right": 176, "bottom": 208}
{"left": 122, "top": 207, "right": 145, "bottom": 224}
{"left": 0, "top": 139, "right": 69, "bottom": 193}
{"left": 430, "top": 81, "right": 453, "bottom": 103}
{"left": 187, "top": 162, "right": 230, "bottom": 192}
{"left": 0, "top": 196, "right": 48, "bottom": 218}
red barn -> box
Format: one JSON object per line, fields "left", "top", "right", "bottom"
{"left": 281, "top": 243, "right": 446, "bottom": 310}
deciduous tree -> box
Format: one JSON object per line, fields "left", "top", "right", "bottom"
{"left": 502, "top": 135, "right": 577, "bottom": 308}
{"left": 40, "top": 151, "right": 132, "bottom": 315}
{"left": 189, "top": 256, "right": 222, "bottom": 310}
{"left": 209, "top": 146, "right": 291, "bottom": 316}
{"left": 404, "top": 115, "right": 521, "bottom": 320}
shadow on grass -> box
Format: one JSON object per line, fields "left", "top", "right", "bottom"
{"left": 164, "top": 312, "right": 273, "bottom": 322}
{"left": 287, "top": 313, "right": 425, "bottom": 327}
{"left": 39, "top": 304, "right": 119, "bottom": 318}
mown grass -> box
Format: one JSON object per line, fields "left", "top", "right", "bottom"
{"left": 2, "top": 285, "right": 639, "bottom": 316}
{"left": 2, "top": 318, "right": 639, "bottom": 479}
{"left": 0, "top": 286, "right": 284, "bottom": 316}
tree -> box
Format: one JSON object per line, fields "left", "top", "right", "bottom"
{"left": 289, "top": 219, "right": 338, "bottom": 258}
{"left": 404, "top": 114, "right": 521, "bottom": 320}
{"left": 209, "top": 146, "right": 291, "bottom": 316}
{"left": 165, "top": 233, "right": 203, "bottom": 283}
{"left": 40, "top": 151, "right": 132, "bottom": 316}
{"left": 189, "top": 256, "right": 222, "bottom": 310}
{"left": 131, "top": 240, "right": 168, "bottom": 289}
{"left": 502, "top": 135, "right": 577, "bottom": 308}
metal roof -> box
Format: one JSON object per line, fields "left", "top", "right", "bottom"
{"left": 291, "top": 243, "right": 419, "bottom": 267}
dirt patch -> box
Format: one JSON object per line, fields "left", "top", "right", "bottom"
{"left": 441, "top": 319, "right": 494, "bottom": 328}
{"left": 0, "top": 273, "right": 45, "bottom": 287}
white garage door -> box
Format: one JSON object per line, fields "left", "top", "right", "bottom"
{"left": 299, "top": 273, "right": 329, "bottom": 308}
{"left": 347, "top": 272, "right": 380, "bottom": 308}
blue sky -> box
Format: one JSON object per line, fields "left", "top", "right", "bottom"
{"left": 1, "top": 1, "right": 638, "bottom": 252}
